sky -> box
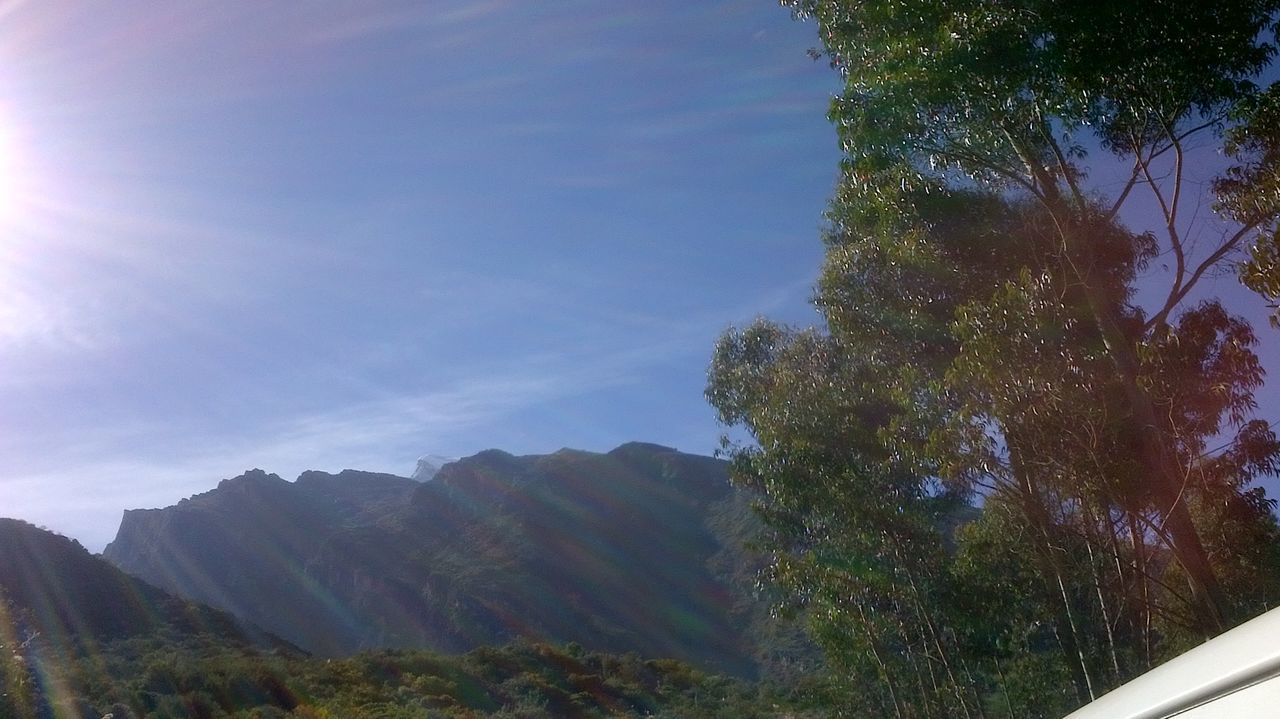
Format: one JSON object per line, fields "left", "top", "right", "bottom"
{"left": 0, "top": 1, "right": 841, "bottom": 549}
{"left": 3, "top": 3, "right": 1279, "bottom": 553}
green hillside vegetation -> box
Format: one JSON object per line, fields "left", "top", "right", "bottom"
{"left": 0, "top": 519, "right": 835, "bottom": 718}
{"left": 1, "top": 633, "right": 837, "bottom": 719}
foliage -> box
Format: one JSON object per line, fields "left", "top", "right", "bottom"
{"left": 0, "top": 465, "right": 830, "bottom": 716}
{"left": 3, "top": 634, "right": 835, "bottom": 719}
{"left": 707, "top": 1, "right": 1280, "bottom": 715}
{"left": 0, "top": 591, "right": 40, "bottom": 719}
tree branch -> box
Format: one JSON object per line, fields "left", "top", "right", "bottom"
{"left": 1103, "top": 156, "right": 1146, "bottom": 223}
{"left": 1034, "top": 104, "right": 1090, "bottom": 214}
{"left": 1145, "top": 217, "right": 1267, "bottom": 331}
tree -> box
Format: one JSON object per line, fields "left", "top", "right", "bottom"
{"left": 708, "top": 1, "right": 1280, "bottom": 714}
{"left": 710, "top": 319, "right": 985, "bottom": 718}
{"left": 791, "top": 0, "right": 1280, "bottom": 635}
{"left": 1234, "top": 86, "right": 1280, "bottom": 320}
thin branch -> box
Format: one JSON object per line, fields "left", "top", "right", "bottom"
{"left": 1144, "top": 216, "right": 1267, "bottom": 331}
{"left": 1144, "top": 596, "right": 1202, "bottom": 632}
{"left": 1157, "top": 114, "right": 1187, "bottom": 250}
{"left": 1131, "top": 132, "right": 1186, "bottom": 295}
{"left": 1129, "top": 510, "right": 1177, "bottom": 556}
{"left": 1103, "top": 156, "right": 1146, "bottom": 223}
{"left": 999, "top": 127, "right": 1061, "bottom": 202}
{"left": 1087, "top": 113, "right": 1222, "bottom": 228}
{"left": 918, "top": 139, "right": 1044, "bottom": 200}
{"left": 1173, "top": 115, "right": 1227, "bottom": 146}
{"left": 1034, "top": 104, "right": 1089, "bottom": 214}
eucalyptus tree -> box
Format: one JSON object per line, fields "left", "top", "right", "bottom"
{"left": 783, "top": 0, "right": 1280, "bottom": 635}
{"left": 708, "top": 1, "right": 1280, "bottom": 713}
{"left": 710, "top": 320, "right": 985, "bottom": 719}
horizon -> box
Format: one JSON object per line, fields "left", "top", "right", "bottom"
{"left": 12, "top": 438, "right": 729, "bottom": 553}
{"left": 5, "top": 6, "right": 1280, "bottom": 717}
{"left": 58, "top": 439, "right": 717, "bottom": 552}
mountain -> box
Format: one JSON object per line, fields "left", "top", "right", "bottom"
{"left": 0, "top": 518, "right": 256, "bottom": 652}
{"left": 102, "top": 444, "right": 770, "bottom": 676}
{"left": 102, "top": 468, "right": 421, "bottom": 655}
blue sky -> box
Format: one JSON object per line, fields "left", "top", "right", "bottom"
{"left": 4, "top": 3, "right": 1279, "bottom": 553}
{"left": 0, "top": 1, "right": 840, "bottom": 549}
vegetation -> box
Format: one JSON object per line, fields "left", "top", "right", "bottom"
{"left": 0, "top": 635, "right": 837, "bottom": 719}
{"left": 708, "top": 1, "right": 1280, "bottom": 716}
{"left": 0, "top": 516, "right": 830, "bottom": 718}
{"left": 9, "top": 5, "right": 1280, "bottom": 718}
{"left": 0, "top": 450, "right": 846, "bottom": 719}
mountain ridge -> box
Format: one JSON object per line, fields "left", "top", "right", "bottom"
{"left": 102, "top": 442, "right": 778, "bottom": 676}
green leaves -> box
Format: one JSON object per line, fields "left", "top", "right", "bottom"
{"left": 1230, "top": 87, "right": 1280, "bottom": 322}
{"left": 710, "top": 2, "right": 1280, "bottom": 714}
{"left": 5, "top": 637, "right": 826, "bottom": 719}
{"left": 793, "top": 0, "right": 1279, "bottom": 168}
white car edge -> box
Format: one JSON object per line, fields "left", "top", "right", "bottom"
{"left": 1064, "top": 606, "right": 1280, "bottom": 718}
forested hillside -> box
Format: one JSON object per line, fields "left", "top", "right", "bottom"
{"left": 2, "top": 631, "right": 836, "bottom": 719}
{"left": 0, "top": 519, "right": 828, "bottom": 718}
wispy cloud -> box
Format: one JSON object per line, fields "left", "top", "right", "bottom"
{"left": 0, "top": 342, "right": 642, "bottom": 551}
{"left": 0, "top": 0, "right": 838, "bottom": 557}
{"left": 0, "top": 271, "right": 818, "bottom": 552}
{"left": 0, "top": 285, "right": 106, "bottom": 351}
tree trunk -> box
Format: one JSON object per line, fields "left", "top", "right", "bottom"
{"left": 1075, "top": 274, "right": 1227, "bottom": 636}
{"left": 1008, "top": 440, "right": 1097, "bottom": 702}
{"left": 1042, "top": 195, "right": 1229, "bottom": 636}
{"left": 856, "top": 602, "right": 906, "bottom": 719}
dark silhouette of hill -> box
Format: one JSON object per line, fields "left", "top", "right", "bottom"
{"left": 0, "top": 518, "right": 255, "bottom": 652}
{"left": 103, "top": 444, "right": 770, "bottom": 676}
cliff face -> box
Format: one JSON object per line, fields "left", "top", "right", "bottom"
{"left": 103, "top": 468, "right": 420, "bottom": 654}
{"left": 101, "top": 444, "right": 767, "bottom": 676}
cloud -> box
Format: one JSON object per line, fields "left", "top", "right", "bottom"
{"left": 0, "top": 269, "right": 819, "bottom": 552}
{"left": 0, "top": 285, "right": 105, "bottom": 351}
{"left": 242, "top": 366, "right": 614, "bottom": 467}
{"left": 0, "top": 343, "right": 642, "bottom": 551}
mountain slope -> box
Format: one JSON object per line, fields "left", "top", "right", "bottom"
{"left": 103, "top": 444, "right": 764, "bottom": 675}
{"left": 0, "top": 518, "right": 253, "bottom": 651}
{"left": 103, "top": 468, "right": 419, "bottom": 654}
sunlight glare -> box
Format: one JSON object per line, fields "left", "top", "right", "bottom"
{"left": 0, "top": 117, "right": 23, "bottom": 227}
